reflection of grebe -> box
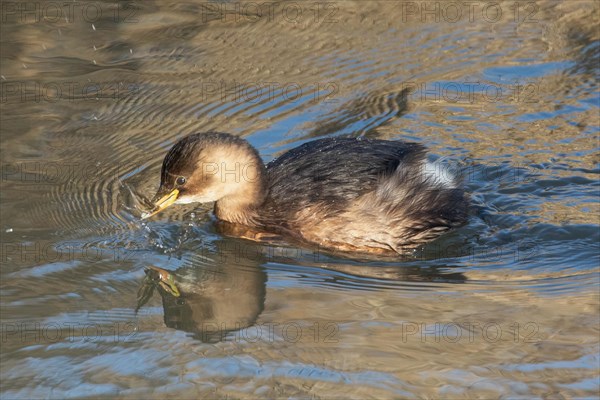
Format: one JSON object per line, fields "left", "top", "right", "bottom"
{"left": 143, "top": 132, "right": 467, "bottom": 255}
{"left": 138, "top": 264, "right": 266, "bottom": 343}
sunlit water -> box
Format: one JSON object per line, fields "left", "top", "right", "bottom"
{"left": 1, "top": 1, "right": 599, "bottom": 398}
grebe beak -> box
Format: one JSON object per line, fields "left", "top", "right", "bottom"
{"left": 141, "top": 188, "right": 179, "bottom": 220}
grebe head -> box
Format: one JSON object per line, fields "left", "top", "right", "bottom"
{"left": 142, "top": 132, "right": 266, "bottom": 219}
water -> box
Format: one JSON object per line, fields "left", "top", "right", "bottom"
{"left": 1, "top": 1, "right": 599, "bottom": 398}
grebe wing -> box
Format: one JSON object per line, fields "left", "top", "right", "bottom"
{"left": 264, "top": 137, "right": 426, "bottom": 213}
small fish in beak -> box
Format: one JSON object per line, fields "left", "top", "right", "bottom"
{"left": 141, "top": 188, "right": 179, "bottom": 219}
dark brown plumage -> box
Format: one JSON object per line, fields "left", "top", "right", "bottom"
{"left": 145, "top": 132, "right": 468, "bottom": 255}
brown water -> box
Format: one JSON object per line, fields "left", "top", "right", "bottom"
{"left": 1, "top": 1, "right": 599, "bottom": 398}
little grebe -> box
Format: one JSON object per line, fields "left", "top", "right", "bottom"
{"left": 143, "top": 132, "right": 467, "bottom": 255}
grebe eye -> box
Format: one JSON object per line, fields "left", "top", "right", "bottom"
{"left": 176, "top": 176, "right": 186, "bottom": 186}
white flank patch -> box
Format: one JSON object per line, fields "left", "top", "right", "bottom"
{"left": 422, "top": 158, "right": 458, "bottom": 188}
